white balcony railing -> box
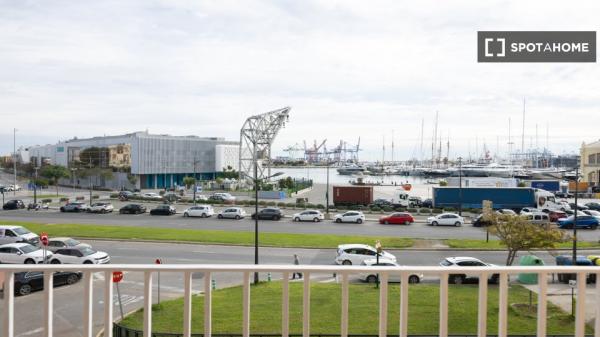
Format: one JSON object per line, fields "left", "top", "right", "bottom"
{"left": 1, "top": 264, "right": 600, "bottom": 337}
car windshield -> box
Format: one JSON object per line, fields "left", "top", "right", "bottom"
{"left": 80, "top": 247, "right": 97, "bottom": 256}
{"left": 13, "top": 227, "right": 31, "bottom": 235}
{"left": 65, "top": 238, "right": 81, "bottom": 246}
{"left": 440, "top": 259, "right": 453, "bottom": 266}
{"left": 20, "top": 245, "right": 39, "bottom": 254}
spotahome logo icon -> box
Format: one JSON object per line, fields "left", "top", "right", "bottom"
{"left": 478, "top": 31, "right": 596, "bottom": 62}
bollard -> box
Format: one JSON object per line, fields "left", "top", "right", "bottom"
{"left": 211, "top": 279, "right": 216, "bottom": 290}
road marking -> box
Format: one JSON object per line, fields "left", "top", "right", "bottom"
{"left": 16, "top": 327, "right": 43, "bottom": 337}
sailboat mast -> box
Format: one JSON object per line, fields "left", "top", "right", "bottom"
{"left": 420, "top": 118, "right": 424, "bottom": 164}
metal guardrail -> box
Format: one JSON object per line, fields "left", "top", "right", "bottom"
{"left": 1, "top": 264, "right": 599, "bottom": 337}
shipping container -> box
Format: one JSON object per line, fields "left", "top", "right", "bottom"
{"left": 528, "top": 180, "right": 560, "bottom": 192}
{"left": 333, "top": 186, "right": 373, "bottom": 206}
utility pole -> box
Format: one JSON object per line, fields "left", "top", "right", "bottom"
{"left": 192, "top": 157, "right": 200, "bottom": 205}
{"left": 573, "top": 166, "right": 579, "bottom": 265}
{"left": 33, "top": 167, "right": 39, "bottom": 204}
{"left": 254, "top": 157, "right": 259, "bottom": 284}
{"left": 13, "top": 128, "right": 17, "bottom": 195}
{"left": 458, "top": 157, "right": 463, "bottom": 216}
{"left": 88, "top": 158, "right": 93, "bottom": 203}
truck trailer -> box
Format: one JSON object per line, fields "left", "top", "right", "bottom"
{"left": 432, "top": 187, "right": 565, "bottom": 211}
{"left": 333, "top": 186, "right": 373, "bottom": 206}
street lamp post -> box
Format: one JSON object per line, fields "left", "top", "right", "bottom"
{"left": 326, "top": 161, "right": 330, "bottom": 218}
{"left": 33, "top": 167, "right": 40, "bottom": 204}
{"left": 458, "top": 157, "right": 463, "bottom": 216}
{"left": 572, "top": 166, "right": 579, "bottom": 265}
{"left": 13, "top": 128, "right": 17, "bottom": 196}
{"left": 71, "top": 168, "right": 78, "bottom": 197}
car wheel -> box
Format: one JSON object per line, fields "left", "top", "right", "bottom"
{"left": 201, "top": 213, "right": 207, "bottom": 218}
{"left": 24, "top": 259, "right": 35, "bottom": 264}
{"left": 66, "top": 274, "right": 80, "bottom": 285}
{"left": 218, "top": 214, "right": 223, "bottom": 219}
{"left": 83, "top": 260, "right": 93, "bottom": 264}
{"left": 183, "top": 212, "right": 189, "bottom": 217}
{"left": 356, "top": 218, "right": 363, "bottom": 224}
{"left": 235, "top": 215, "right": 241, "bottom": 220}
{"left": 294, "top": 217, "right": 300, "bottom": 222}
{"left": 342, "top": 260, "right": 352, "bottom": 265}
{"left": 404, "top": 221, "right": 410, "bottom": 225}
{"left": 60, "top": 207, "right": 65, "bottom": 212}
{"left": 120, "top": 210, "right": 124, "bottom": 214}
{"left": 50, "top": 259, "right": 61, "bottom": 264}
{"left": 455, "top": 221, "right": 462, "bottom": 227}
{"left": 408, "top": 275, "right": 420, "bottom": 284}
{"left": 313, "top": 218, "right": 320, "bottom": 222}
{"left": 490, "top": 274, "right": 499, "bottom": 284}
{"left": 432, "top": 221, "right": 438, "bottom": 226}
{"left": 452, "top": 275, "right": 465, "bottom": 285}
{"left": 384, "top": 220, "right": 389, "bottom": 225}
{"left": 17, "top": 284, "right": 32, "bottom": 296}
{"left": 593, "top": 225, "right": 598, "bottom": 230}
{"left": 274, "top": 215, "right": 281, "bottom": 220}
{"left": 366, "top": 275, "right": 377, "bottom": 283}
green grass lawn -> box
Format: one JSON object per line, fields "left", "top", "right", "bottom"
{"left": 28, "top": 194, "right": 67, "bottom": 199}
{"left": 120, "top": 282, "right": 587, "bottom": 335}
{"left": 445, "top": 239, "right": 600, "bottom": 250}
{"left": 0, "top": 220, "right": 413, "bottom": 249}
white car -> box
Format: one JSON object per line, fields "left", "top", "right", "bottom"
{"left": 427, "top": 213, "right": 464, "bottom": 226}
{"left": 183, "top": 205, "right": 214, "bottom": 218}
{"left": 334, "top": 244, "right": 396, "bottom": 265}
{"left": 88, "top": 202, "right": 114, "bottom": 213}
{"left": 51, "top": 247, "right": 110, "bottom": 264}
{"left": 584, "top": 210, "right": 600, "bottom": 222}
{"left": 334, "top": 211, "right": 365, "bottom": 224}
{"left": 519, "top": 207, "right": 537, "bottom": 215}
{"left": 293, "top": 210, "right": 324, "bottom": 222}
{"left": 440, "top": 256, "right": 499, "bottom": 284}
{"left": 0, "top": 243, "right": 52, "bottom": 264}
{"left": 46, "top": 237, "right": 91, "bottom": 253}
{"left": 496, "top": 209, "right": 516, "bottom": 215}
{"left": 359, "top": 258, "right": 423, "bottom": 284}
{"left": 192, "top": 194, "right": 209, "bottom": 201}
{"left": 143, "top": 192, "right": 163, "bottom": 200}
{"left": 0, "top": 225, "right": 40, "bottom": 246}
{"left": 217, "top": 207, "right": 247, "bottom": 219}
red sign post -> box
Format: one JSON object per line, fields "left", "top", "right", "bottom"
{"left": 112, "top": 271, "right": 124, "bottom": 283}
{"left": 155, "top": 258, "right": 162, "bottom": 304}
{"left": 40, "top": 232, "right": 49, "bottom": 246}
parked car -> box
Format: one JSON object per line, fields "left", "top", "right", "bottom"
{"left": 183, "top": 205, "right": 214, "bottom": 218}
{"left": 372, "top": 199, "right": 392, "bottom": 207}
{"left": 522, "top": 212, "right": 550, "bottom": 225}
{"left": 421, "top": 198, "right": 433, "bottom": 208}
{"left": 60, "top": 202, "right": 89, "bottom": 212}
{"left": 210, "top": 193, "right": 236, "bottom": 203}
{"left": 333, "top": 211, "right": 365, "bottom": 224}
{"left": 359, "top": 258, "right": 423, "bottom": 284}
{"left": 217, "top": 207, "right": 246, "bottom": 219}
{"left": 569, "top": 203, "right": 589, "bottom": 211}
{"left": 440, "top": 257, "right": 499, "bottom": 284}
{"left": 2, "top": 199, "right": 25, "bottom": 210}
{"left": 584, "top": 210, "right": 600, "bottom": 222}
{"left": 150, "top": 204, "right": 176, "bottom": 215}
{"left": 251, "top": 208, "right": 283, "bottom": 220}
{"left": 558, "top": 215, "right": 599, "bottom": 229}
{"left": 143, "top": 192, "right": 163, "bottom": 200}
{"left": 51, "top": 246, "right": 110, "bottom": 264}
{"left": 118, "top": 191, "right": 133, "bottom": 199}
{"left": 334, "top": 244, "right": 396, "bottom": 265}
{"left": 548, "top": 210, "right": 568, "bottom": 222}
{"left": 408, "top": 196, "right": 422, "bottom": 207}
{"left": 46, "top": 237, "right": 91, "bottom": 253}
{"left": 0, "top": 225, "right": 40, "bottom": 246}
{"left": 119, "top": 204, "right": 147, "bottom": 214}
{"left": 14, "top": 271, "right": 82, "bottom": 296}
{"left": 554, "top": 191, "right": 573, "bottom": 199}
{"left": 0, "top": 243, "right": 52, "bottom": 264}
{"left": 472, "top": 214, "right": 492, "bottom": 227}
{"left": 192, "top": 194, "right": 209, "bottom": 201}
{"left": 7, "top": 184, "right": 21, "bottom": 192}
{"left": 88, "top": 202, "right": 114, "bottom": 213}
{"left": 519, "top": 207, "right": 537, "bottom": 215}
{"left": 427, "top": 213, "right": 464, "bottom": 227}
{"left": 496, "top": 209, "right": 517, "bottom": 215}
{"left": 164, "top": 193, "right": 181, "bottom": 202}
{"left": 292, "top": 210, "right": 324, "bottom": 222}
{"left": 585, "top": 202, "right": 600, "bottom": 211}
{"left": 379, "top": 212, "right": 414, "bottom": 225}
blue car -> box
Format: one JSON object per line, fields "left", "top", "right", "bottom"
{"left": 558, "top": 215, "right": 599, "bottom": 229}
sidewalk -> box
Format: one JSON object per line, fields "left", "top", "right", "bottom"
{"left": 524, "top": 281, "right": 599, "bottom": 324}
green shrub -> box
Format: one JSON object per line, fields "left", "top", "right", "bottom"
{"left": 316, "top": 204, "right": 325, "bottom": 209}
{"left": 60, "top": 197, "right": 69, "bottom": 202}
{"left": 407, "top": 208, "right": 417, "bottom": 213}
{"left": 159, "top": 190, "right": 166, "bottom": 196}
{"left": 277, "top": 202, "right": 286, "bottom": 207}
{"left": 109, "top": 193, "right": 119, "bottom": 198}
{"left": 371, "top": 206, "right": 381, "bottom": 212}
{"left": 41, "top": 199, "right": 52, "bottom": 203}
{"left": 432, "top": 208, "right": 443, "bottom": 214}
{"left": 92, "top": 195, "right": 100, "bottom": 199}
{"left": 266, "top": 201, "right": 276, "bottom": 206}
{"left": 444, "top": 207, "right": 456, "bottom": 212}
{"left": 383, "top": 206, "right": 393, "bottom": 212}
{"left": 258, "top": 201, "right": 267, "bottom": 206}
{"left": 305, "top": 203, "right": 316, "bottom": 208}
{"left": 419, "top": 208, "right": 431, "bottom": 214}
{"left": 76, "top": 196, "right": 85, "bottom": 201}
{"left": 286, "top": 203, "right": 295, "bottom": 208}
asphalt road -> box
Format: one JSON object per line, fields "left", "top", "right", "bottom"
{"left": 0, "top": 239, "right": 595, "bottom": 337}
{"left": 2, "top": 207, "right": 600, "bottom": 242}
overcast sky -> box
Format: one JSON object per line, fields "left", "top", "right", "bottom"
{"left": 1, "top": 0, "right": 599, "bottom": 161}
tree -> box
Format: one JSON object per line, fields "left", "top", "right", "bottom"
{"left": 127, "top": 174, "right": 138, "bottom": 186}
{"left": 487, "top": 212, "right": 566, "bottom": 265}
{"left": 183, "top": 176, "right": 196, "bottom": 189}
{"left": 40, "top": 165, "right": 70, "bottom": 196}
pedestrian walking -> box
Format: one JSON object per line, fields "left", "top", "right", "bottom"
{"left": 292, "top": 254, "right": 302, "bottom": 279}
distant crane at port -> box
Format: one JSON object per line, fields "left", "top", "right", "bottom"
{"left": 283, "top": 143, "right": 304, "bottom": 160}
{"left": 304, "top": 139, "right": 327, "bottom": 163}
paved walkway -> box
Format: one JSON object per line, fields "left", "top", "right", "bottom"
{"left": 524, "top": 281, "right": 599, "bottom": 324}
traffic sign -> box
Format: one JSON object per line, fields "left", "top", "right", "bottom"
{"left": 155, "top": 258, "right": 162, "bottom": 264}
{"left": 40, "top": 232, "right": 49, "bottom": 246}
{"left": 112, "top": 271, "right": 124, "bottom": 283}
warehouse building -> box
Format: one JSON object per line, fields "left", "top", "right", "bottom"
{"left": 26, "top": 131, "right": 240, "bottom": 189}
{"left": 581, "top": 140, "right": 600, "bottom": 186}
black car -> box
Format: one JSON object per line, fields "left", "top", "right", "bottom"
{"left": 3, "top": 199, "right": 25, "bottom": 210}
{"left": 555, "top": 192, "right": 574, "bottom": 198}
{"left": 585, "top": 202, "right": 600, "bottom": 211}
{"left": 119, "top": 203, "right": 146, "bottom": 214}
{"left": 421, "top": 198, "right": 433, "bottom": 208}
{"left": 14, "top": 271, "right": 82, "bottom": 296}
{"left": 569, "top": 203, "right": 589, "bottom": 211}
{"left": 251, "top": 208, "right": 283, "bottom": 220}
{"left": 150, "top": 204, "right": 176, "bottom": 215}
{"left": 472, "top": 214, "right": 492, "bottom": 227}
{"left": 372, "top": 199, "right": 392, "bottom": 207}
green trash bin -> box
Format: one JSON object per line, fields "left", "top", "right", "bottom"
{"left": 518, "top": 255, "right": 544, "bottom": 284}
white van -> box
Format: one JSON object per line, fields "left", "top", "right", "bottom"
{"left": 0, "top": 226, "right": 40, "bottom": 246}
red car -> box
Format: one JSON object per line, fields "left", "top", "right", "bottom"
{"left": 379, "top": 212, "right": 414, "bottom": 225}
{"left": 549, "top": 210, "right": 567, "bottom": 222}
